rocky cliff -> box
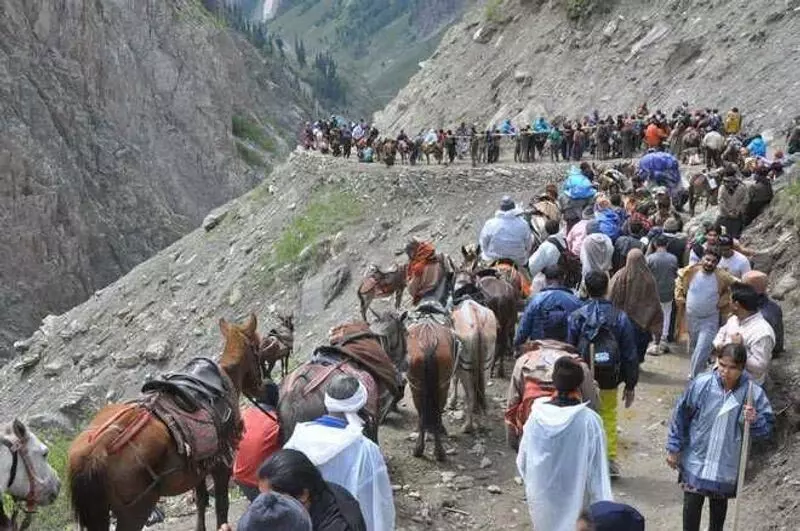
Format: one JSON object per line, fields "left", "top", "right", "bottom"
{"left": 0, "top": 0, "right": 310, "bottom": 361}
{"left": 375, "top": 0, "right": 800, "bottom": 133}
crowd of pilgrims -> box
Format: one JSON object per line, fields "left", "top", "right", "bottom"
{"left": 223, "top": 108, "right": 794, "bottom": 531}
{"left": 301, "top": 104, "right": 800, "bottom": 165}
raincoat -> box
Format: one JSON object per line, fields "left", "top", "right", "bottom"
{"left": 423, "top": 129, "right": 438, "bottom": 144}
{"left": 517, "top": 399, "right": 612, "bottom": 531}
{"left": 285, "top": 417, "right": 395, "bottom": 531}
{"left": 747, "top": 136, "right": 767, "bottom": 158}
{"left": 562, "top": 166, "right": 597, "bottom": 200}
{"left": 500, "top": 119, "right": 516, "bottom": 135}
{"left": 479, "top": 210, "right": 533, "bottom": 268}
{"left": 666, "top": 371, "right": 773, "bottom": 497}
{"left": 533, "top": 118, "right": 551, "bottom": 133}
{"left": 637, "top": 151, "right": 681, "bottom": 192}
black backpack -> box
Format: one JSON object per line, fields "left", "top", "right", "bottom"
{"left": 547, "top": 236, "right": 582, "bottom": 289}
{"left": 576, "top": 308, "right": 622, "bottom": 389}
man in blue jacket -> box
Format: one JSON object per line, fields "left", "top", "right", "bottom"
{"left": 567, "top": 271, "right": 639, "bottom": 478}
{"left": 515, "top": 265, "right": 581, "bottom": 346}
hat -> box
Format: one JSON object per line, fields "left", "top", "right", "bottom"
{"left": 500, "top": 196, "right": 516, "bottom": 211}
{"left": 238, "top": 492, "right": 312, "bottom": 531}
{"left": 742, "top": 270, "right": 768, "bottom": 294}
{"left": 590, "top": 501, "right": 645, "bottom": 531}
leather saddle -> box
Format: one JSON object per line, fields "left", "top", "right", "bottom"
{"left": 142, "top": 358, "right": 227, "bottom": 413}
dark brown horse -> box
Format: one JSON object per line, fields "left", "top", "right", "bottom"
{"left": 405, "top": 311, "right": 455, "bottom": 461}
{"left": 277, "top": 313, "right": 406, "bottom": 444}
{"left": 68, "top": 315, "right": 264, "bottom": 531}
{"left": 357, "top": 263, "right": 407, "bottom": 322}
{"left": 687, "top": 170, "right": 720, "bottom": 216}
{"left": 259, "top": 313, "right": 294, "bottom": 378}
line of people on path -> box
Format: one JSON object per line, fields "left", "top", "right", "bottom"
{"left": 475, "top": 152, "right": 784, "bottom": 530}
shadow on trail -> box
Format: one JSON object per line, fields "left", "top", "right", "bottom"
{"left": 639, "top": 367, "right": 691, "bottom": 388}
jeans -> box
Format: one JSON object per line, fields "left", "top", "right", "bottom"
{"left": 683, "top": 491, "right": 728, "bottom": 531}
{"left": 687, "top": 312, "right": 719, "bottom": 378}
{"left": 660, "top": 301, "right": 673, "bottom": 341}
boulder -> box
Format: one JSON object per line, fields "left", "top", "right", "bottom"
{"left": 301, "top": 262, "right": 352, "bottom": 316}
{"left": 473, "top": 25, "right": 497, "bottom": 44}
{"left": 144, "top": 340, "right": 172, "bottom": 363}
{"left": 771, "top": 273, "right": 798, "bottom": 301}
{"left": 513, "top": 70, "right": 532, "bottom": 86}
{"left": 114, "top": 352, "right": 141, "bottom": 369}
{"left": 202, "top": 207, "right": 229, "bottom": 232}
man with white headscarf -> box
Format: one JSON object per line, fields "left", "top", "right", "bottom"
{"left": 284, "top": 374, "right": 395, "bottom": 531}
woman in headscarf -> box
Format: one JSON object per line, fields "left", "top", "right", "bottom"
{"left": 609, "top": 249, "right": 664, "bottom": 362}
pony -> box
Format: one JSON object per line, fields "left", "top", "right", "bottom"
{"left": 405, "top": 309, "right": 456, "bottom": 461}
{"left": 356, "top": 263, "right": 407, "bottom": 322}
{"left": 259, "top": 312, "right": 294, "bottom": 379}
{"left": 687, "top": 170, "right": 720, "bottom": 216}
{"left": 449, "top": 275, "right": 497, "bottom": 434}
{"left": 68, "top": 315, "right": 264, "bottom": 531}
{"left": 381, "top": 139, "right": 397, "bottom": 166}
{"left": 277, "top": 313, "right": 407, "bottom": 444}
{"left": 460, "top": 244, "right": 528, "bottom": 303}
{"left": 397, "top": 140, "right": 411, "bottom": 165}
{"left": 421, "top": 142, "right": 444, "bottom": 165}
{"left": 1, "top": 420, "right": 61, "bottom": 531}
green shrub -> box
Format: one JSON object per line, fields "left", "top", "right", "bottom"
{"left": 236, "top": 142, "right": 266, "bottom": 168}
{"left": 232, "top": 116, "right": 276, "bottom": 153}
{"left": 485, "top": 0, "right": 504, "bottom": 23}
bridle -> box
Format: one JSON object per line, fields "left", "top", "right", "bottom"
{"left": 1, "top": 436, "right": 39, "bottom": 530}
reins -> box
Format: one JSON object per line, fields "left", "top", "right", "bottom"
{"left": 1, "top": 436, "right": 39, "bottom": 530}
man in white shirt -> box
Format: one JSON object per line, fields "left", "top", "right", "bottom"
{"left": 527, "top": 219, "right": 563, "bottom": 278}
{"left": 713, "top": 282, "right": 775, "bottom": 385}
{"left": 284, "top": 375, "right": 395, "bottom": 531}
{"left": 716, "top": 236, "right": 751, "bottom": 279}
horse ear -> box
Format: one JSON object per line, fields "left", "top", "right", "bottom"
{"left": 245, "top": 313, "right": 258, "bottom": 336}
{"left": 461, "top": 245, "right": 468, "bottom": 257}
{"left": 399, "top": 310, "right": 408, "bottom": 322}
{"left": 219, "top": 318, "right": 230, "bottom": 336}
{"left": 12, "top": 419, "right": 27, "bottom": 440}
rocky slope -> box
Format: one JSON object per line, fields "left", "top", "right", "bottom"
{"left": 0, "top": 152, "right": 565, "bottom": 432}
{"left": 375, "top": 0, "right": 800, "bottom": 133}
{"left": 0, "top": 0, "right": 311, "bottom": 361}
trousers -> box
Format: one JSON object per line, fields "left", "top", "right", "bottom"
{"left": 660, "top": 301, "right": 673, "bottom": 341}
{"left": 683, "top": 491, "right": 728, "bottom": 531}
{"left": 687, "top": 312, "right": 719, "bottom": 378}
{"left": 598, "top": 388, "right": 618, "bottom": 460}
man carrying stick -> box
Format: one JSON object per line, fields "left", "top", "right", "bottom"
{"left": 665, "top": 343, "right": 774, "bottom": 531}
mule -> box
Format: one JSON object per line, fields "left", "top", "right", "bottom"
{"left": 68, "top": 315, "right": 264, "bottom": 531}
{"left": 259, "top": 313, "right": 294, "bottom": 378}
{"left": 687, "top": 170, "right": 720, "bottom": 216}
{"left": 1, "top": 420, "right": 61, "bottom": 531}
{"left": 357, "top": 263, "right": 407, "bottom": 322}
{"left": 421, "top": 142, "right": 443, "bottom": 165}
{"left": 397, "top": 140, "right": 411, "bottom": 165}
{"left": 382, "top": 139, "right": 397, "bottom": 166}
{"left": 405, "top": 308, "right": 455, "bottom": 461}
{"left": 449, "top": 278, "right": 497, "bottom": 434}
{"left": 277, "top": 313, "right": 407, "bottom": 444}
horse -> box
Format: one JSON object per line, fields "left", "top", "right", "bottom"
{"left": 421, "top": 142, "right": 444, "bottom": 165}
{"left": 397, "top": 140, "right": 411, "bottom": 165}
{"left": 381, "top": 139, "right": 397, "bottom": 166}
{"left": 405, "top": 306, "right": 456, "bottom": 461}
{"left": 277, "top": 313, "right": 407, "bottom": 444}
{"left": 0, "top": 420, "right": 61, "bottom": 531}
{"left": 454, "top": 260, "right": 517, "bottom": 378}
{"left": 259, "top": 313, "right": 294, "bottom": 379}
{"left": 68, "top": 315, "right": 264, "bottom": 531}
{"left": 460, "top": 244, "right": 528, "bottom": 303}
{"left": 449, "top": 278, "right": 497, "bottom": 434}
{"left": 357, "top": 263, "right": 407, "bottom": 321}
{"left": 687, "top": 170, "right": 720, "bottom": 216}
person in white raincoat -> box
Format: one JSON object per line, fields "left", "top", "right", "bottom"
{"left": 284, "top": 374, "right": 395, "bottom": 531}
{"left": 516, "top": 357, "right": 612, "bottom": 531}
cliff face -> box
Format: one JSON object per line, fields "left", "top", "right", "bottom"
{"left": 0, "top": 0, "right": 309, "bottom": 360}
{"left": 375, "top": 0, "right": 800, "bottom": 133}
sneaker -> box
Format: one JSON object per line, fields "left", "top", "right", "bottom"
{"left": 608, "top": 459, "right": 621, "bottom": 479}
{"left": 145, "top": 507, "right": 165, "bottom": 527}
{"left": 646, "top": 343, "right": 660, "bottom": 356}
{"left": 659, "top": 342, "right": 670, "bottom": 354}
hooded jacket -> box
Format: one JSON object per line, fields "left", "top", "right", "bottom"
{"left": 479, "top": 210, "right": 533, "bottom": 268}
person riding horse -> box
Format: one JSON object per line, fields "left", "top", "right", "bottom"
{"left": 478, "top": 197, "right": 534, "bottom": 297}
{"left": 404, "top": 239, "right": 455, "bottom": 307}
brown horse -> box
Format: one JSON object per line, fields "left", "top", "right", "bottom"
{"left": 397, "top": 139, "right": 411, "bottom": 165}
{"left": 405, "top": 309, "right": 455, "bottom": 461}
{"left": 381, "top": 139, "right": 397, "bottom": 166}
{"left": 421, "top": 142, "right": 443, "bottom": 165}
{"left": 259, "top": 313, "right": 294, "bottom": 378}
{"left": 449, "top": 285, "right": 497, "bottom": 434}
{"left": 687, "top": 170, "right": 720, "bottom": 216}
{"left": 357, "top": 263, "right": 407, "bottom": 321}
{"left": 460, "top": 244, "right": 528, "bottom": 303}
{"left": 277, "top": 313, "right": 406, "bottom": 444}
{"left": 68, "top": 315, "right": 264, "bottom": 531}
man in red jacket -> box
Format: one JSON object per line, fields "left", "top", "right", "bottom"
{"left": 233, "top": 382, "right": 281, "bottom": 501}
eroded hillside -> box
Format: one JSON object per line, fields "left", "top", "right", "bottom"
{"left": 375, "top": 0, "right": 799, "bottom": 132}
{"left": 0, "top": 0, "right": 310, "bottom": 360}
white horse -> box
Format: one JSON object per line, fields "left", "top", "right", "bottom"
{"left": 0, "top": 419, "right": 61, "bottom": 530}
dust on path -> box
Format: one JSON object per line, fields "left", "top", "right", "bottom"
{"left": 154, "top": 344, "right": 694, "bottom": 530}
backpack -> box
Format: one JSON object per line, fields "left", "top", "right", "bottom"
{"left": 504, "top": 374, "right": 556, "bottom": 438}
{"left": 547, "top": 236, "right": 582, "bottom": 289}
{"left": 575, "top": 307, "right": 622, "bottom": 389}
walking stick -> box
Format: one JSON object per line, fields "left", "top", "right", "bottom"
{"left": 732, "top": 381, "right": 754, "bottom": 531}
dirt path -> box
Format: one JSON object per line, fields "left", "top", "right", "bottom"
{"left": 153, "top": 342, "right": 697, "bottom": 531}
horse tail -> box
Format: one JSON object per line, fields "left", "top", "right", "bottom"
{"left": 69, "top": 420, "right": 120, "bottom": 531}
{"left": 420, "top": 326, "right": 442, "bottom": 432}
{"left": 474, "top": 320, "right": 487, "bottom": 414}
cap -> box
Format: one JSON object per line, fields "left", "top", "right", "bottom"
{"left": 500, "top": 196, "right": 515, "bottom": 211}
{"left": 238, "top": 492, "right": 312, "bottom": 531}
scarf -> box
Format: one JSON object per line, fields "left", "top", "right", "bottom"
{"left": 406, "top": 241, "right": 437, "bottom": 280}
{"left": 608, "top": 248, "right": 663, "bottom": 334}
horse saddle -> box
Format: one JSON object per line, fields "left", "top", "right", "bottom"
{"left": 142, "top": 358, "right": 227, "bottom": 414}
{"left": 475, "top": 268, "right": 502, "bottom": 279}
{"left": 371, "top": 264, "right": 399, "bottom": 277}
